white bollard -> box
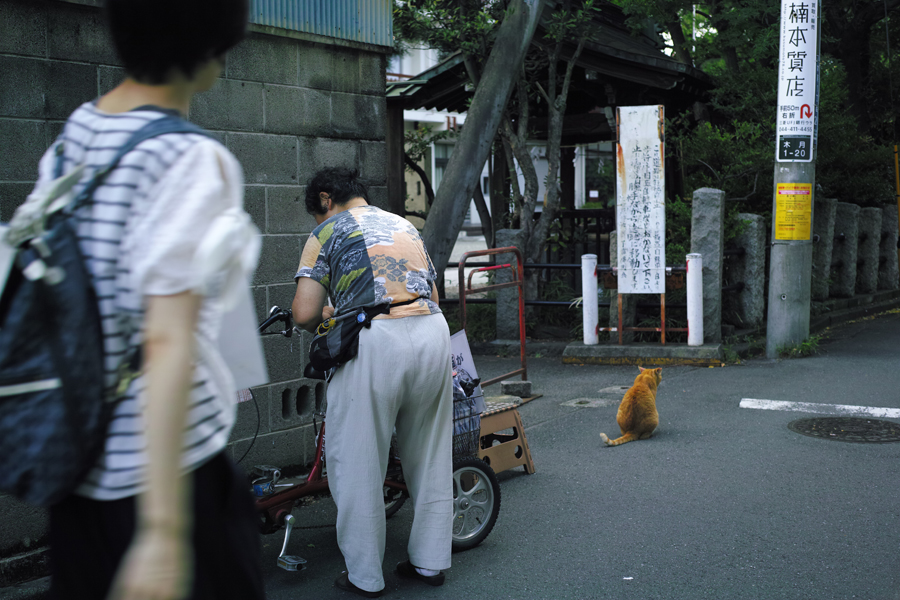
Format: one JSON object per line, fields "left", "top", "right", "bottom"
{"left": 686, "top": 253, "right": 704, "bottom": 346}
{"left": 581, "top": 254, "right": 599, "bottom": 345}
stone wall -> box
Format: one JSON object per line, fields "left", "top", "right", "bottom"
{"left": 0, "top": 0, "right": 388, "bottom": 566}
{"left": 729, "top": 213, "right": 766, "bottom": 329}
{"left": 690, "top": 188, "right": 725, "bottom": 343}
{"left": 811, "top": 197, "right": 837, "bottom": 301}
{"left": 808, "top": 203, "right": 900, "bottom": 302}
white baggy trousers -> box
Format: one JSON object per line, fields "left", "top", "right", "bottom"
{"left": 326, "top": 312, "right": 454, "bottom": 592}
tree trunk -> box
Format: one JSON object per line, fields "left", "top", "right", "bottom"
{"left": 403, "top": 152, "right": 435, "bottom": 208}
{"left": 490, "top": 140, "right": 511, "bottom": 245}
{"left": 422, "top": 0, "right": 545, "bottom": 285}
{"left": 472, "top": 183, "right": 493, "bottom": 243}
{"left": 666, "top": 18, "right": 693, "bottom": 65}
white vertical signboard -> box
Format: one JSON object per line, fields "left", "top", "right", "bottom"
{"left": 616, "top": 105, "right": 665, "bottom": 294}
{"left": 775, "top": 0, "right": 819, "bottom": 162}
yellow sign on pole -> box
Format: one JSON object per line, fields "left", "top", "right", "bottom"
{"left": 774, "top": 183, "right": 813, "bottom": 240}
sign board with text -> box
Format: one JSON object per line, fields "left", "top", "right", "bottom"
{"left": 774, "top": 183, "right": 813, "bottom": 240}
{"left": 776, "top": 0, "right": 819, "bottom": 162}
{"left": 615, "top": 105, "right": 665, "bottom": 294}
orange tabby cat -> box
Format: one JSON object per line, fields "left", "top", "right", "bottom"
{"left": 599, "top": 366, "right": 661, "bottom": 447}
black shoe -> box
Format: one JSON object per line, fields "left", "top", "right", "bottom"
{"left": 335, "top": 572, "right": 383, "bottom": 598}
{"left": 395, "top": 560, "right": 445, "bottom": 587}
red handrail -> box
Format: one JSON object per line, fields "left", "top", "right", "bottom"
{"left": 458, "top": 247, "right": 527, "bottom": 387}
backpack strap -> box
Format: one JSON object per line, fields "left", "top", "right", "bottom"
{"left": 68, "top": 116, "right": 211, "bottom": 214}
{"left": 52, "top": 141, "right": 67, "bottom": 180}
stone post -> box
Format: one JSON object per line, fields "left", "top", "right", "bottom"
{"left": 494, "top": 228, "right": 526, "bottom": 341}
{"left": 608, "top": 230, "right": 636, "bottom": 342}
{"left": 811, "top": 197, "right": 836, "bottom": 301}
{"left": 830, "top": 202, "right": 860, "bottom": 298}
{"left": 878, "top": 204, "right": 900, "bottom": 290}
{"left": 856, "top": 207, "right": 882, "bottom": 294}
{"left": 733, "top": 213, "right": 765, "bottom": 328}
{"left": 690, "top": 188, "right": 725, "bottom": 343}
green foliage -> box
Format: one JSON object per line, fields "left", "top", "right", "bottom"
{"left": 722, "top": 346, "right": 742, "bottom": 364}
{"left": 814, "top": 59, "right": 896, "bottom": 205}
{"left": 393, "top": 1, "right": 504, "bottom": 64}
{"left": 614, "top": 0, "right": 899, "bottom": 219}
{"left": 665, "top": 194, "right": 692, "bottom": 263}
{"left": 544, "top": 0, "right": 601, "bottom": 46}
{"left": 777, "top": 335, "right": 822, "bottom": 359}
{"left": 585, "top": 155, "right": 616, "bottom": 206}
{"left": 533, "top": 274, "right": 584, "bottom": 340}
{"left": 404, "top": 125, "right": 455, "bottom": 167}
{"left": 444, "top": 303, "right": 495, "bottom": 342}
{"left": 671, "top": 114, "right": 773, "bottom": 209}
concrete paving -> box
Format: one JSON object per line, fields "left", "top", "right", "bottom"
{"left": 252, "top": 308, "right": 900, "bottom": 600}
{"left": 563, "top": 341, "right": 723, "bottom": 366}
{"left": 4, "top": 309, "right": 900, "bottom": 600}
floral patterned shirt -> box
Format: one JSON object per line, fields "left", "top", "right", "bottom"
{"left": 295, "top": 205, "right": 441, "bottom": 319}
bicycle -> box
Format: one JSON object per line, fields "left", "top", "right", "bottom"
{"left": 245, "top": 306, "right": 501, "bottom": 571}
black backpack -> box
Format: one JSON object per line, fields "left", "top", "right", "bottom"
{"left": 0, "top": 116, "right": 210, "bottom": 506}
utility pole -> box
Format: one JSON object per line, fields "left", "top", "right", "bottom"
{"left": 766, "top": 0, "right": 821, "bottom": 359}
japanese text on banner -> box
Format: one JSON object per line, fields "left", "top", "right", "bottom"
{"left": 615, "top": 105, "right": 665, "bottom": 294}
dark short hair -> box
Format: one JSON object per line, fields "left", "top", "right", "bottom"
{"left": 304, "top": 168, "right": 370, "bottom": 216}
{"left": 105, "top": 0, "right": 249, "bottom": 84}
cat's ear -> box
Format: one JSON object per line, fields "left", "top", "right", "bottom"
{"left": 638, "top": 366, "right": 646, "bottom": 372}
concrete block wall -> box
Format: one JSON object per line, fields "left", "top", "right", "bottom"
{"left": 0, "top": 0, "right": 389, "bottom": 565}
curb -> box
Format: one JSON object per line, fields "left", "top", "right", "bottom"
{"left": 727, "top": 291, "right": 900, "bottom": 360}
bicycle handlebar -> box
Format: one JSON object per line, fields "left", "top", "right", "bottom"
{"left": 258, "top": 306, "right": 294, "bottom": 336}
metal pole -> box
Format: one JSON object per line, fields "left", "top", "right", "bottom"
{"left": 581, "top": 254, "right": 599, "bottom": 345}
{"left": 686, "top": 253, "right": 704, "bottom": 346}
{"left": 766, "top": 0, "right": 820, "bottom": 358}
{"left": 894, "top": 145, "right": 900, "bottom": 278}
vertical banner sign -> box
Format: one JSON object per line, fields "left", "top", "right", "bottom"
{"left": 776, "top": 0, "right": 819, "bottom": 162}
{"left": 616, "top": 105, "right": 665, "bottom": 294}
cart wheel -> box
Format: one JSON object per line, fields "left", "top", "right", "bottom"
{"left": 385, "top": 437, "right": 407, "bottom": 518}
{"left": 384, "top": 484, "right": 406, "bottom": 518}
{"left": 451, "top": 457, "right": 501, "bottom": 552}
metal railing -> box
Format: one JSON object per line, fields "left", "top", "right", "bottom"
{"left": 457, "top": 247, "right": 526, "bottom": 387}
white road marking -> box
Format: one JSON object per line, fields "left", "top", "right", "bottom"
{"left": 740, "top": 398, "right": 900, "bottom": 419}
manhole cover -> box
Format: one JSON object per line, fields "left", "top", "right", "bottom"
{"left": 787, "top": 417, "right": 900, "bottom": 443}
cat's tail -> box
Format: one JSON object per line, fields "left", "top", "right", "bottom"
{"left": 599, "top": 432, "right": 638, "bottom": 446}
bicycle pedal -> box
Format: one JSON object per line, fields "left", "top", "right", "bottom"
{"left": 277, "top": 555, "right": 307, "bottom": 571}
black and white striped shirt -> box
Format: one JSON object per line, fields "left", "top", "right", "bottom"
{"left": 35, "top": 102, "right": 244, "bottom": 500}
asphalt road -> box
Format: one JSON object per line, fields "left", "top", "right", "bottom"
{"left": 259, "top": 310, "right": 900, "bottom": 600}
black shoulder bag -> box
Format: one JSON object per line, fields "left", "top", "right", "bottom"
{"left": 307, "top": 299, "right": 418, "bottom": 373}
